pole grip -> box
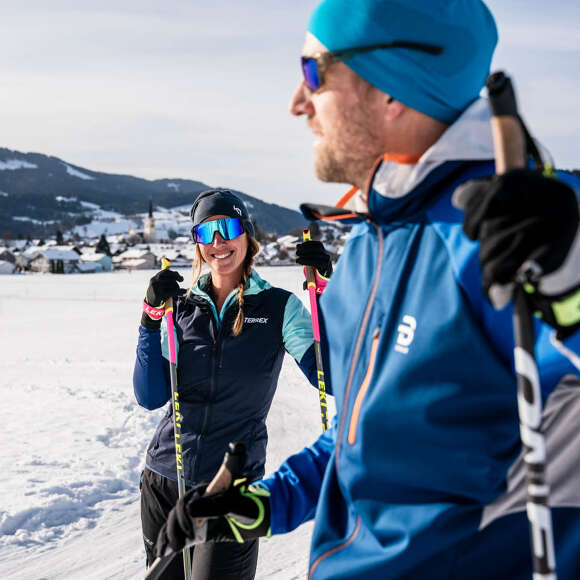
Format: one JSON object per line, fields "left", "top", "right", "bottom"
{"left": 193, "top": 442, "right": 247, "bottom": 529}
{"left": 161, "top": 257, "right": 174, "bottom": 313}
{"left": 486, "top": 72, "right": 526, "bottom": 174}
{"left": 302, "top": 229, "right": 317, "bottom": 286}
{"left": 204, "top": 442, "right": 246, "bottom": 495}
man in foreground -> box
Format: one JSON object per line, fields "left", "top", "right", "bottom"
{"left": 156, "top": 1, "right": 580, "bottom": 577}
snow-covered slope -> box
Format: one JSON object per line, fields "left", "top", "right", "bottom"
{"left": 0, "top": 267, "right": 334, "bottom": 579}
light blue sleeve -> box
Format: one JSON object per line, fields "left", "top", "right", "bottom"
{"left": 160, "top": 317, "right": 179, "bottom": 362}
{"left": 282, "top": 293, "right": 314, "bottom": 363}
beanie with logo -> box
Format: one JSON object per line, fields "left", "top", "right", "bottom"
{"left": 308, "top": 0, "right": 498, "bottom": 124}
{"left": 190, "top": 189, "right": 255, "bottom": 237}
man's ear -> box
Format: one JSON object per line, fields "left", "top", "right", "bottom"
{"left": 385, "top": 97, "right": 405, "bottom": 121}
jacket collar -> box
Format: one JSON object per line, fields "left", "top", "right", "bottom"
{"left": 302, "top": 98, "right": 495, "bottom": 224}
{"left": 190, "top": 268, "right": 271, "bottom": 301}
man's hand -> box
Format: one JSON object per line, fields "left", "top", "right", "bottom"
{"left": 155, "top": 479, "right": 271, "bottom": 558}
{"left": 296, "top": 240, "right": 333, "bottom": 278}
{"left": 453, "top": 169, "right": 580, "bottom": 339}
{"left": 141, "top": 269, "right": 185, "bottom": 329}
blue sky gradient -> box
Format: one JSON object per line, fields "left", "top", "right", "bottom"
{"left": 0, "top": 1, "right": 578, "bottom": 209}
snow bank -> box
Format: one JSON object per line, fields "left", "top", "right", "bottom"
{"left": 0, "top": 267, "right": 334, "bottom": 579}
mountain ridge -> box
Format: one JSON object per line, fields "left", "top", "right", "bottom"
{"left": 0, "top": 147, "right": 306, "bottom": 238}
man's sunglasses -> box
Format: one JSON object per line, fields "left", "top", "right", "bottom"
{"left": 301, "top": 41, "right": 443, "bottom": 93}
{"left": 191, "top": 217, "right": 245, "bottom": 245}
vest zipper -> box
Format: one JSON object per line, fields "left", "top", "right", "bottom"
{"left": 347, "top": 327, "right": 380, "bottom": 445}
{"left": 193, "top": 308, "right": 220, "bottom": 482}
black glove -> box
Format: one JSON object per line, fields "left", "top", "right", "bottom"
{"left": 141, "top": 269, "right": 185, "bottom": 330}
{"left": 453, "top": 169, "right": 580, "bottom": 339}
{"left": 155, "top": 479, "right": 271, "bottom": 558}
{"left": 296, "top": 240, "right": 333, "bottom": 278}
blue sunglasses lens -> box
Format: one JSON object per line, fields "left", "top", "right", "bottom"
{"left": 301, "top": 57, "right": 321, "bottom": 91}
{"left": 193, "top": 218, "right": 244, "bottom": 244}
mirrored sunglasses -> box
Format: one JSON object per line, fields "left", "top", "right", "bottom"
{"left": 301, "top": 41, "right": 443, "bottom": 92}
{"left": 192, "top": 217, "right": 244, "bottom": 245}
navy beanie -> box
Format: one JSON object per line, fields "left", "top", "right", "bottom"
{"left": 190, "top": 189, "right": 255, "bottom": 237}
{"left": 308, "top": 0, "right": 498, "bottom": 124}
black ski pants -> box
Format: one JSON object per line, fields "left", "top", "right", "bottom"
{"left": 140, "top": 468, "right": 259, "bottom": 580}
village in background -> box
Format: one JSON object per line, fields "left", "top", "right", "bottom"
{"left": 0, "top": 198, "right": 348, "bottom": 275}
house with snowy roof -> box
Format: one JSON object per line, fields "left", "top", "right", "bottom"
{"left": 114, "top": 248, "right": 156, "bottom": 270}
{"left": 78, "top": 251, "right": 113, "bottom": 272}
{"left": 29, "top": 247, "right": 81, "bottom": 274}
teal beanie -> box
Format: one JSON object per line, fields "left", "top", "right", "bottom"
{"left": 307, "top": 0, "right": 498, "bottom": 124}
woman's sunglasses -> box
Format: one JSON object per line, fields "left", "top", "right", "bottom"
{"left": 301, "top": 41, "right": 443, "bottom": 93}
{"left": 192, "top": 217, "right": 245, "bottom": 245}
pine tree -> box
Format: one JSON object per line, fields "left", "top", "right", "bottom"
{"left": 96, "top": 234, "right": 112, "bottom": 256}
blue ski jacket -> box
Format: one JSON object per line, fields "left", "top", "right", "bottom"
{"left": 260, "top": 99, "right": 580, "bottom": 579}
{"left": 133, "top": 269, "right": 322, "bottom": 486}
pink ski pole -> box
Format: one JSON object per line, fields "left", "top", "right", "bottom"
{"left": 160, "top": 257, "right": 192, "bottom": 580}
{"left": 302, "top": 229, "right": 329, "bottom": 431}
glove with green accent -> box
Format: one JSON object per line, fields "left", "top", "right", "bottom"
{"left": 453, "top": 169, "right": 580, "bottom": 340}
{"left": 155, "top": 479, "right": 271, "bottom": 557}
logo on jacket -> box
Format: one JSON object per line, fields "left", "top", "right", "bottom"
{"left": 244, "top": 317, "right": 269, "bottom": 324}
{"left": 395, "top": 315, "right": 416, "bottom": 355}
{"left": 233, "top": 205, "right": 242, "bottom": 216}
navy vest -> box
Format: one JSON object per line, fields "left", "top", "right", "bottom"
{"left": 146, "top": 286, "right": 291, "bottom": 486}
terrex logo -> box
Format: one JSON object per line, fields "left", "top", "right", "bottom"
{"left": 233, "top": 205, "right": 242, "bottom": 216}
{"left": 244, "top": 317, "right": 269, "bottom": 324}
{"left": 395, "top": 315, "right": 416, "bottom": 355}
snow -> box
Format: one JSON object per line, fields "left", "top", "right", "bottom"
{"left": 36, "top": 248, "right": 81, "bottom": 261}
{"left": 72, "top": 219, "right": 139, "bottom": 238}
{"left": 117, "top": 249, "right": 152, "bottom": 260}
{"left": 56, "top": 196, "right": 78, "bottom": 203}
{"left": 0, "top": 159, "right": 38, "bottom": 171}
{"left": 0, "top": 191, "right": 8, "bottom": 197}
{"left": 75, "top": 262, "right": 100, "bottom": 273}
{"left": 0, "top": 267, "right": 333, "bottom": 579}
{"left": 166, "top": 183, "right": 180, "bottom": 192}
{"left": 79, "top": 201, "right": 100, "bottom": 211}
{"left": 62, "top": 163, "right": 95, "bottom": 181}
{"left": 13, "top": 216, "right": 56, "bottom": 225}
{"left": 80, "top": 252, "right": 106, "bottom": 262}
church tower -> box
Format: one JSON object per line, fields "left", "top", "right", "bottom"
{"left": 144, "top": 197, "right": 157, "bottom": 243}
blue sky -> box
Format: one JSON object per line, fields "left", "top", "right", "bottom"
{"left": 0, "top": 1, "right": 578, "bottom": 209}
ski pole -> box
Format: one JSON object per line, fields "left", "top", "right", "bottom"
{"left": 486, "top": 71, "right": 557, "bottom": 580}
{"left": 160, "top": 257, "right": 192, "bottom": 580}
{"left": 144, "top": 442, "right": 247, "bottom": 580}
{"left": 302, "top": 229, "right": 329, "bottom": 431}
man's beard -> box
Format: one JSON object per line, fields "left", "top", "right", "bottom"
{"left": 312, "top": 114, "right": 383, "bottom": 189}
{"left": 314, "top": 145, "right": 351, "bottom": 184}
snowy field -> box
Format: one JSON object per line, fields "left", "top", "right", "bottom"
{"left": 0, "top": 267, "right": 335, "bottom": 580}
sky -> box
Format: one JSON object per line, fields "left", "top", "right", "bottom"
{"left": 0, "top": 0, "right": 579, "bottom": 210}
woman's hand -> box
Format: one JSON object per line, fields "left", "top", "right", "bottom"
{"left": 141, "top": 269, "right": 185, "bottom": 329}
